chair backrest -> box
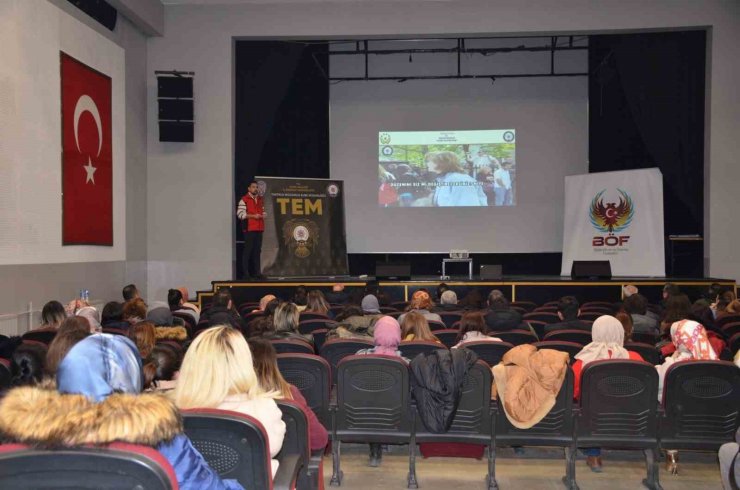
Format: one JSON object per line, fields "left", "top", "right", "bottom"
{"left": 460, "top": 341, "right": 514, "bottom": 366}
{"left": 542, "top": 301, "right": 559, "bottom": 307}
{"left": 495, "top": 368, "right": 575, "bottom": 446}
{"left": 523, "top": 312, "right": 560, "bottom": 324}
{"left": 543, "top": 329, "right": 592, "bottom": 345}
{"left": 579, "top": 306, "right": 613, "bottom": 315}
{"left": 320, "top": 338, "right": 375, "bottom": 384}
{"left": 577, "top": 312, "right": 603, "bottom": 322}
{"left": 581, "top": 301, "right": 614, "bottom": 309}
{"left": 21, "top": 330, "right": 56, "bottom": 345}
{"left": 623, "top": 342, "right": 663, "bottom": 365}
{"left": 334, "top": 355, "right": 413, "bottom": 441}
{"left": 299, "top": 319, "right": 337, "bottom": 335}
{"left": 275, "top": 400, "right": 308, "bottom": 487}
{"left": 415, "top": 361, "right": 492, "bottom": 443}
{"left": 0, "top": 358, "right": 11, "bottom": 391}
{"left": 532, "top": 341, "right": 582, "bottom": 362}
{"left": 435, "top": 329, "right": 460, "bottom": 349}
{"left": 0, "top": 442, "right": 177, "bottom": 490}
{"left": 527, "top": 320, "right": 548, "bottom": 340}
{"left": 172, "top": 312, "right": 196, "bottom": 333}
{"left": 510, "top": 306, "right": 527, "bottom": 315}
{"left": 277, "top": 354, "right": 331, "bottom": 427}
{"left": 717, "top": 314, "right": 740, "bottom": 331}
{"left": 439, "top": 312, "right": 463, "bottom": 328}
{"left": 730, "top": 332, "right": 740, "bottom": 355}
{"left": 299, "top": 312, "right": 331, "bottom": 322}
{"left": 721, "top": 321, "right": 740, "bottom": 339}
{"left": 271, "top": 339, "right": 314, "bottom": 355}
{"left": 577, "top": 360, "right": 659, "bottom": 446}
{"left": 491, "top": 329, "right": 538, "bottom": 346}
{"left": 328, "top": 306, "right": 344, "bottom": 317}
{"left": 391, "top": 301, "right": 409, "bottom": 311}
{"left": 630, "top": 332, "right": 658, "bottom": 345}
{"left": 660, "top": 360, "right": 740, "bottom": 450}
{"left": 387, "top": 311, "right": 403, "bottom": 319}
{"left": 243, "top": 311, "right": 267, "bottom": 323}
{"left": 379, "top": 307, "right": 399, "bottom": 314}
{"left": 399, "top": 340, "right": 447, "bottom": 360}
{"left": 427, "top": 320, "right": 447, "bottom": 332}
{"left": 511, "top": 301, "right": 537, "bottom": 312}
{"left": 183, "top": 408, "right": 273, "bottom": 490}
{"left": 311, "top": 328, "right": 329, "bottom": 353}
{"left": 533, "top": 306, "right": 557, "bottom": 313}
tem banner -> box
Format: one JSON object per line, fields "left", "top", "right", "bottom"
{"left": 258, "top": 177, "right": 348, "bottom": 277}
{"left": 560, "top": 168, "right": 665, "bottom": 276}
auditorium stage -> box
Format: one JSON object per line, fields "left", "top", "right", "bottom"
{"left": 196, "top": 276, "right": 737, "bottom": 308}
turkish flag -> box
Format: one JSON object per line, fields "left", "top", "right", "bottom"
{"left": 61, "top": 52, "right": 113, "bottom": 245}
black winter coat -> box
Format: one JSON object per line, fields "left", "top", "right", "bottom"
{"left": 410, "top": 348, "right": 478, "bottom": 433}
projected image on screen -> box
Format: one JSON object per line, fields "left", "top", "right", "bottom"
{"left": 378, "top": 130, "right": 515, "bottom": 207}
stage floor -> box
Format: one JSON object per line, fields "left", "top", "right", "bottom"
{"left": 197, "top": 276, "right": 737, "bottom": 307}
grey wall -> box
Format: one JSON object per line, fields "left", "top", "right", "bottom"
{"left": 146, "top": 0, "right": 740, "bottom": 300}
{"left": 0, "top": 0, "right": 149, "bottom": 327}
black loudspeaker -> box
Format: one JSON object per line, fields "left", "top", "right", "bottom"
{"left": 375, "top": 262, "right": 411, "bottom": 280}
{"left": 480, "top": 264, "right": 503, "bottom": 280}
{"left": 570, "top": 260, "right": 612, "bottom": 279}
{"left": 157, "top": 74, "right": 194, "bottom": 142}
{"left": 66, "top": 0, "right": 117, "bottom": 31}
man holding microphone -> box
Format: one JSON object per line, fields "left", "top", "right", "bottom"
{"left": 237, "top": 180, "right": 266, "bottom": 280}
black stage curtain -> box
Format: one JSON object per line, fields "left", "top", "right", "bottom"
{"left": 589, "top": 31, "right": 706, "bottom": 238}
{"left": 234, "top": 41, "right": 329, "bottom": 192}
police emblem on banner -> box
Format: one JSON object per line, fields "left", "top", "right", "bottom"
{"left": 283, "top": 219, "right": 319, "bottom": 258}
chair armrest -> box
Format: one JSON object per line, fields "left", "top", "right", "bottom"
{"left": 274, "top": 454, "right": 302, "bottom": 490}
{"left": 329, "top": 385, "right": 337, "bottom": 410}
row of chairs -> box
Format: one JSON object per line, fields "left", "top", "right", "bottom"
{"left": 328, "top": 356, "right": 739, "bottom": 490}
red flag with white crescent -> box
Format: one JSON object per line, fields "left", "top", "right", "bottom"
{"left": 61, "top": 52, "right": 113, "bottom": 245}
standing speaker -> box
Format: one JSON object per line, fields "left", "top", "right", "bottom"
{"left": 570, "top": 260, "right": 612, "bottom": 279}
{"left": 375, "top": 262, "right": 411, "bottom": 280}
{"left": 157, "top": 73, "right": 194, "bottom": 142}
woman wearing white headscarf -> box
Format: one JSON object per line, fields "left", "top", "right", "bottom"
{"left": 571, "top": 315, "right": 645, "bottom": 472}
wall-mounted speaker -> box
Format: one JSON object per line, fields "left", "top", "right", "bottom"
{"left": 157, "top": 73, "right": 194, "bottom": 142}
{"left": 375, "top": 262, "right": 411, "bottom": 280}
{"left": 570, "top": 260, "right": 612, "bottom": 279}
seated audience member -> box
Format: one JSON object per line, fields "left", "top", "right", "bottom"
{"left": 615, "top": 311, "right": 634, "bottom": 342}
{"left": 717, "top": 298, "right": 740, "bottom": 319}
{"left": 622, "top": 293, "right": 659, "bottom": 336}
{"left": 656, "top": 320, "right": 718, "bottom": 475}
{"left": 123, "top": 298, "right": 147, "bottom": 325}
{"left": 361, "top": 294, "right": 382, "bottom": 315}
{"left": 356, "top": 316, "right": 406, "bottom": 359}
{"left": 453, "top": 312, "right": 502, "bottom": 348}
{"left": 200, "top": 288, "right": 247, "bottom": 332}
{"left": 76, "top": 306, "right": 101, "bottom": 333}
{"left": 248, "top": 338, "right": 329, "bottom": 451}
{"left": 100, "top": 301, "right": 129, "bottom": 330}
{"left": 662, "top": 282, "right": 681, "bottom": 302}
{"left": 325, "top": 283, "right": 349, "bottom": 304}
{"left": 690, "top": 299, "right": 717, "bottom": 333}
{"left": 433, "top": 290, "right": 459, "bottom": 312}
{"left": 483, "top": 290, "right": 522, "bottom": 332}
{"left": 0, "top": 333, "right": 242, "bottom": 490}
{"left": 544, "top": 296, "right": 592, "bottom": 335}
{"left": 174, "top": 326, "right": 286, "bottom": 477}
{"left": 32, "top": 301, "right": 66, "bottom": 331}
{"left": 257, "top": 294, "right": 277, "bottom": 312}
{"left": 148, "top": 343, "right": 181, "bottom": 393}
{"left": 168, "top": 289, "right": 199, "bottom": 324}
{"left": 718, "top": 429, "right": 739, "bottom": 490}
{"left": 398, "top": 290, "right": 443, "bottom": 325}
{"left": 458, "top": 289, "right": 485, "bottom": 310}
{"left": 45, "top": 317, "right": 92, "bottom": 376}
{"left": 436, "top": 283, "right": 450, "bottom": 302}
{"left": 328, "top": 305, "right": 378, "bottom": 340}
{"left": 401, "top": 311, "right": 441, "bottom": 343}
{"left": 293, "top": 286, "right": 309, "bottom": 312}
{"left": 659, "top": 293, "right": 691, "bottom": 336}
{"left": 129, "top": 321, "right": 156, "bottom": 360}
{"left": 263, "top": 302, "right": 313, "bottom": 345}
{"left": 304, "top": 290, "right": 331, "bottom": 317}
{"left": 146, "top": 302, "right": 188, "bottom": 341}
{"left": 571, "top": 315, "right": 645, "bottom": 472}
{"left": 177, "top": 286, "right": 201, "bottom": 315}
{"left": 9, "top": 344, "right": 46, "bottom": 387}
{"left": 122, "top": 283, "right": 141, "bottom": 302}
{"left": 248, "top": 298, "right": 279, "bottom": 338}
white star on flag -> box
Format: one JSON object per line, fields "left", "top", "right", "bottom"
{"left": 83, "top": 157, "right": 97, "bottom": 184}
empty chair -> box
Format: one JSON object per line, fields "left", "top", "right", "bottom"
{"left": 624, "top": 342, "right": 663, "bottom": 365}
{"left": 523, "top": 312, "right": 560, "bottom": 324}
{"left": 460, "top": 340, "right": 514, "bottom": 366}
{"left": 320, "top": 338, "right": 374, "bottom": 385}
{"left": 183, "top": 408, "right": 296, "bottom": 490}
{"left": 543, "top": 329, "right": 592, "bottom": 345}
{"left": 428, "top": 320, "right": 447, "bottom": 332}
{"left": 412, "top": 361, "right": 494, "bottom": 489}
{"left": 631, "top": 332, "right": 658, "bottom": 345}
{"left": 271, "top": 339, "right": 314, "bottom": 355}
{"left": 492, "top": 329, "right": 538, "bottom": 346}
{"left": 435, "top": 329, "right": 461, "bottom": 349}
{"left": 399, "top": 340, "right": 447, "bottom": 360}
{"left": 299, "top": 319, "right": 337, "bottom": 335}
{"left": 439, "top": 311, "right": 463, "bottom": 328}
{"left": 493, "top": 369, "right": 576, "bottom": 490}
{"left": 532, "top": 341, "right": 582, "bottom": 362}
{"left": 277, "top": 353, "right": 331, "bottom": 428}
{"left": 527, "top": 320, "right": 548, "bottom": 340}
{"left": 21, "top": 330, "right": 56, "bottom": 345}
{"left": 659, "top": 361, "right": 740, "bottom": 459}
{"left": 0, "top": 442, "right": 177, "bottom": 490}
{"left": 575, "top": 360, "right": 661, "bottom": 490}
{"left": 330, "top": 356, "right": 414, "bottom": 487}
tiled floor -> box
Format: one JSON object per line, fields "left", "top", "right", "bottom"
{"left": 323, "top": 445, "right": 723, "bottom": 489}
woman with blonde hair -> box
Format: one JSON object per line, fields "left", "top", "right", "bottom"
{"left": 401, "top": 311, "right": 441, "bottom": 343}
{"left": 265, "top": 302, "right": 313, "bottom": 345}
{"left": 304, "top": 290, "right": 330, "bottom": 316}
{"left": 425, "top": 151, "right": 487, "bottom": 206}
{"left": 173, "top": 326, "right": 286, "bottom": 476}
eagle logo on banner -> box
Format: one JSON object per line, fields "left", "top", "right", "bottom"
{"left": 283, "top": 219, "right": 319, "bottom": 258}
{"left": 589, "top": 189, "right": 634, "bottom": 235}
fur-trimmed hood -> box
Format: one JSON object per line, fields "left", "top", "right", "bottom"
{"left": 0, "top": 386, "right": 182, "bottom": 448}
{"left": 155, "top": 326, "right": 188, "bottom": 341}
